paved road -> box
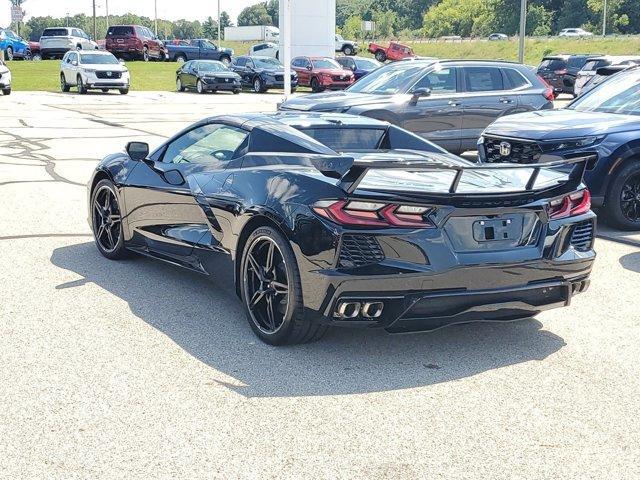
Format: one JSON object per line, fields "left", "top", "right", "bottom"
{"left": 1, "top": 92, "right": 639, "bottom": 479}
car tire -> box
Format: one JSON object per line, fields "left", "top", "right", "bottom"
{"left": 375, "top": 50, "right": 387, "bottom": 62}
{"left": 233, "top": 89, "right": 241, "bottom": 95}
{"left": 197, "top": 80, "right": 206, "bottom": 94}
{"left": 176, "top": 54, "right": 187, "bottom": 63}
{"left": 2, "top": 87, "right": 10, "bottom": 96}
{"left": 240, "top": 226, "right": 328, "bottom": 345}
{"left": 310, "top": 76, "right": 322, "bottom": 93}
{"left": 253, "top": 77, "right": 264, "bottom": 93}
{"left": 176, "top": 78, "right": 185, "bottom": 92}
{"left": 76, "top": 44, "right": 82, "bottom": 51}
{"left": 60, "top": 74, "right": 70, "bottom": 92}
{"left": 343, "top": 45, "right": 354, "bottom": 56}
{"left": 91, "top": 179, "right": 130, "bottom": 260}
{"left": 31, "top": 52, "right": 42, "bottom": 61}
{"left": 290, "top": 87, "right": 297, "bottom": 93}
{"left": 5, "top": 47, "right": 13, "bottom": 61}
{"left": 605, "top": 161, "right": 640, "bottom": 230}
{"left": 77, "top": 75, "right": 87, "bottom": 94}
{"left": 220, "top": 55, "right": 231, "bottom": 67}
{"left": 119, "top": 88, "right": 129, "bottom": 95}
{"left": 143, "top": 47, "right": 149, "bottom": 62}
{"left": 101, "top": 88, "right": 109, "bottom": 93}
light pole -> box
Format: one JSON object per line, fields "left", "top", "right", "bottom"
{"left": 283, "top": 0, "right": 292, "bottom": 97}
{"left": 154, "top": 0, "right": 158, "bottom": 36}
{"left": 217, "top": 0, "right": 221, "bottom": 46}
{"left": 92, "top": 0, "right": 97, "bottom": 40}
{"left": 106, "top": 0, "right": 110, "bottom": 28}
{"left": 602, "top": 0, "right": 608, "bottom": 36}
{"left": 517, "top": 0, "right": 527, "bottom": 63}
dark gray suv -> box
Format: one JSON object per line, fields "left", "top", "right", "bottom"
{"left": 280, "top": 59, "right": 554, "bottom": 154}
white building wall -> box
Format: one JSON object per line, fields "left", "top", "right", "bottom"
{"left": 279, "top": 0, "right": 336, "bottom": 59}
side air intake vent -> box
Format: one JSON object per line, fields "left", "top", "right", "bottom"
{"left": 570, "top": 221, "right": 594, "bottom": 252}
{"left": 338, "top": 235, "right": 384, "bottom": 268}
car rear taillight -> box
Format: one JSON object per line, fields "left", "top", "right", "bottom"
{"left": 549, "top": 189, "right": 591, "bottom": 219}
{"left": 313, "top": 200, "right": 435, "bottom": 228}
{"left": 537, "top": 75, "right": 555, "bottom": 101}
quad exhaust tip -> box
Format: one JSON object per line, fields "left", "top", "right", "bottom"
{"left": 334, "top": 301, "right": 384, "bottom": 319}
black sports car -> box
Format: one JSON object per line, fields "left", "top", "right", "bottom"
{"left": 176, "top": 60, "right": 241, "bottom": 94}
{"left": 88, "top": 113, "right": 596, "bottom": 345}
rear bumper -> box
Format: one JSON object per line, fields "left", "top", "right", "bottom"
{"left": 41, "top": 48, "right": 72, "bottom": 58}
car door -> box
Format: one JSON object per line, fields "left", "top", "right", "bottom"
{"left": 123, "top": 123, "right": 249, "bottom": 262}
{"left": 232, "top": 57, "right": 249, "bottom": 86}
{"left": 296, "top": 57, "right": 312, "bottom": 86}
{"left": 182, "top": 61, "right": 197, "bottom": 88}
{"left": 63, "top": 52, "right": 79, "bottom": 84}
{"left": 459, "top": 66, "right": 517, "bottom": 151}
{"left": 400, "top": 66, "right": 463, "bottom": 152}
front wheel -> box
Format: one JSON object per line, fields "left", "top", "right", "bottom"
{"left": 119, "top": 88, "right": 129, "bottom": 95}
{"left": 176, "top": 78, "right": 185, "bottom": 92}
{"left": 196, "top": 79, "right": 205, "bottom": 94}
{"left": 240, "top": 226, "right": 327, "bottom": 345}
{"left": 5, "top": 47, "right": 13, "bottom": 61}
{"left": 77, "top": 75, "right": 87, "bottom": 94}
{"left": 60, "top": 74, "right": 70, "bottom": 92}
{"left": 310, "top": 76, "right": 323, "bottom": 93}
{"left": 2, "top": 88, "right": 10, "bottom": 96}
{"left": 31, "top": 52, "right": 42, "bottom": 61}
{"left": 605, "top": 162, "right": 640, "bottom": 230}
{"left": 374, "top": 50, "right": 387, "bottom": 62}
{"left": 343, "top": 45, "right": 354, "bottom": 56}
{"left": 253, "top": 77, "right": 264, "bottom": 93}
{"left": 220, "top": 55, "right": 231, "bottom": 67}
{"left": 91, "top": 179, "right": 129, "bottom": 260}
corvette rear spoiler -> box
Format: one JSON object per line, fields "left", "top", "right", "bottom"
{"left": 333, "top": 154, "right": 595, "bottom": 198}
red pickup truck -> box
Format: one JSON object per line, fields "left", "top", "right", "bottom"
{"left": 368, "top": 41, "right": 416, "bottom": 62}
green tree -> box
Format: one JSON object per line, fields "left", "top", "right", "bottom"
{"left": 423, "top": 0, "right": 491, "bottom": 37}
{"left": 237, "top": 3, "right": 273, "bottom": 26}
{"left": 340, "top": 14, "right": 364, "bottom": 40}
{"left": 202, "top": 16, "right": 219, "bottom": 39}
{"left": 527, "top": 4, "right": 552, "bottom": 35}
{"left": 172, "top": 20, "right": 203, "bottom": 40}
{"left": 372, "top": 9, "right": 397, "bottom": 38}
{"left": 266, "top": 0, "right": 279, "bottom": 26}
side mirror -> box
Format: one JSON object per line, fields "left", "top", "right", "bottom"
{"left": 71, "top": 61, "right": 78, "bottom": 66}
{"left": 306, "top": 65, "right": 312, "bottom": 71}
{"left": 126, "top": 142, "right": 149, "bottom": 161}
{"left": 118, "top": 58, "right": 125, "bottom": 64}
{"left": 411, "top": 87, "right": 431, "bottom": 102}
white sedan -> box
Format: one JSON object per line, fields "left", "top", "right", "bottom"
{"left": 0, "top": 59, "right": 11, "bottom": 95}
{"left": 558, "top": 28, "right": 593, "bottom": 37}
{"left": 60, "top": 50, "right": 130, "bottom": 95}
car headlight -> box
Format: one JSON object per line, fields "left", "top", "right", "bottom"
{"left": 541, "top": 136, "right": 605, "bottom": 152}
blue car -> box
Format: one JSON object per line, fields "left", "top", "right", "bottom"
{"left": 336, "top": 56, "right": 382, "bottom": 80}
{"left": 0, "top": 29, "right": 30, "bottom": 60}
{"left": 478, "top": 66, "right": 640, "bottom": 230}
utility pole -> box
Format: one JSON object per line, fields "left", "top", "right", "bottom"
{"left": 106, "top": 0, "right": 110, "bottom": 28}
{"left": 154, "top": 0, "right": 158, "bottom": 36}
{"left": 518, "top": 0, "right": 527, "bottom": 63}
{"left": 283, "top": 0, "right": 292, "bottom": 97}
{"left": 92, "top": 0, "right": 97, "bottom": 40}
{"left": 217, "top": 0, "right": 221, "bottom": 46}
{"left": 602, "top": 0, "right": 608, "bottom": 36}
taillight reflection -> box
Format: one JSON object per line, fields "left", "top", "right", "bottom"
{"left": 313, "top": 200, "right": 435, "bottom": 228}
{"left": 549, "top": 189, "right": 591, "bottom": 219}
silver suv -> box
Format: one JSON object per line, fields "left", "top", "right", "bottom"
{"left": 40, "top": 27, "right": 98, "bottom": 60}
{"left": 60, "top": 50, "right": 130, "bottom": 95}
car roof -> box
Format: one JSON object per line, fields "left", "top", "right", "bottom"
{"left": 199, "top": 112, "right": 389, "bottom": 130}
{"left": 542, "top": 55, "right": 570, "bottom": 60}
{"left": 77, "top": 50, "right": 114, "bottom": 55}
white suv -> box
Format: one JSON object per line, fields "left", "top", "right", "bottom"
{"left": 0, "top": 59, "right": 11, "bottom": 95}
{"left": 60, "top": 51, "right": 130, "bottom": 95}
{"left": 40, "top": 27, "right": 98, "bottom": 59}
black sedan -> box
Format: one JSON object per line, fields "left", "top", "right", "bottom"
{"left": 176, "top": 60, "right": 241, "bottom": 94}
{"left": 88, "top": 113, "right": 595, "bottom": 345}
{"left": 231, "top": 55, "right": 298, "bottom": 93}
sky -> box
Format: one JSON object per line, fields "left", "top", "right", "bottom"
{"left": 1, "top": 0, "right": 262, "bottom": 27}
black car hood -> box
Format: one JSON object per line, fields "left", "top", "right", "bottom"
{"left": 483, "top": 109, "right": 640, "bottom": 140}
{"left": 281, "top": 92, "right": 400, "bottom": 111}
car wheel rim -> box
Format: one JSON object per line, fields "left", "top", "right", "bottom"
{"left": 197, "top": 81, "right": 202, "bottom": 93}
{"left": 254, "top": 79, "right": 261, "bottom": 92}
{"left": 60, "top": 76, "right": 65, "bottom": 90}
{"left": 222, "top": 57, "right": 230, "bottom": 66}
{"left": 6, "top": 49, "right": 12, "bottom": 60}
{"left": 177, "top": 79, "right": 182, "bottom": 91}
{"left": 177, "top": 57, "right": 185, "bottom": 63}
{"left": 92, "top": 186, "right": 122, "bottom": 253}
{"left": 243, "top": 236, "right": 290, "bottom": 335}
{"left": 620, "top": 173, "right": 640, "bottom": 222}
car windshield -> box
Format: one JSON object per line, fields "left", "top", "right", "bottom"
{"left": 197, "top": 62, "right": 226, "bottom": 72}
{"left": 254, "top": 58, "right": 281, "bottom": 68}
{"left": 299, "top": 127, "right": 385, "bottom": 151}
{"left": 355, "top": 58, "right": 381, "bottom": 70}
{"left": 569, "top": 71, "right": 640, "bottom": 116}
{"left": 80, "top": 54, "right": 120, "bottom": 65}
{"left": 347, "top": 62, "right": 430, "bottom": 94}
{"left": 312, "top": 58, "right": 340, "bottom": 69}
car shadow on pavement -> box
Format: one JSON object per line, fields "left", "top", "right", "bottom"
{"left": 51, "top": 242, "right": 566, "bottom": 398}
{"left": 619, "top": 252, "right": 640, "bottom": 273}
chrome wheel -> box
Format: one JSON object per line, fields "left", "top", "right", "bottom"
{"left": 253, "top": 77, "right": 262, "bottom": 93}
{"left": 620, "top": 173, "right": 640, "bottom": 222}
{"left": 197, "top": 80, "right": 204, "bottom": 94}
{"left": 243, "top": 236, "right": 290, "bottom": 334}
{"left": 92, "top": 185, "right": 122, "bottom": 254}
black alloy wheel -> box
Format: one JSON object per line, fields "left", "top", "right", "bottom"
{"left": 243, "top": 235, "right": 290, "bottom": 335}
{"left": 253, "top": 77, "right": 264, "bottom": 93}
{"left": 310, "top": 76, "right": 321, "bottom": 93}
{"left": 620, "top": 172, "right": 640, "bottom": 224}
{"left": 91, "top": 180, "right": 128, "bottom": 259}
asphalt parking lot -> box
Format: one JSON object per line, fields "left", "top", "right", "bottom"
{"left": 1, "top": 91, "right": 639, "bottom": 479}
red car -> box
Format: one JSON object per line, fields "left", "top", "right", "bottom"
{"left": 28, "top": 41, "right": 40, "bottom": 60}
{"left": 105, "top": 25, "right": 167, "bottom": 61}
{"left": 291, "top": 56, "right": 354, "bottom": 92}
{"left": 368, "top": 41, "right": 416, "bottom": 62}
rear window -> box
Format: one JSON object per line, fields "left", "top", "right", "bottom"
{"left": 539, "top": 59, "right": 567, "bottom": 70}
{"left": 568, "top": 56, "right": 589, "bottom": 69}
{"left": 464, "top": 67, "right": 504, "bottom": 92}
{"left": 300, "top": 128, "right": 385, "bottom": 151}
{"left": 583, "top": 60, "right": 611, "bottom": 71}
{"left": 107, "top": 26, "right": 135, "bottom": 37}
{"left": 42, "top": 28, "right": 69, "bottom": 37}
